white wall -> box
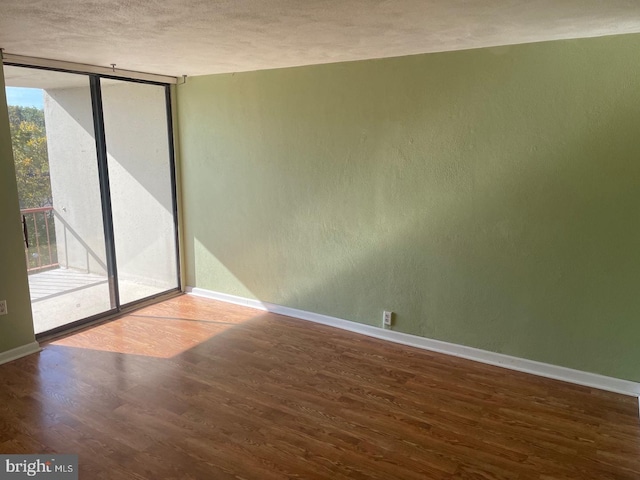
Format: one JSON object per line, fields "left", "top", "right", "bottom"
{"left": 45, "top": 86, "right": 107, "bottom": 275}
{"left": 101, "top": 81, "right": 177, "bottom": 301}
{"left": 44, "top": 81, "right": 177, "bottom": 301}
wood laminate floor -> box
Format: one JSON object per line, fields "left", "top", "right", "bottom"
{"left": 1, "top": 295, "right": 639, "bottom": 479}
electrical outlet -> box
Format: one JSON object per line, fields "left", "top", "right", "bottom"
{"left": 0, "top": 300, "right": 7, "bottom": 316}
{"left": 383, "top": 310, "right": 393, "bottom": 328}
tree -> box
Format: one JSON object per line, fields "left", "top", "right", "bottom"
{"left": 8, "top": 105, "right": 57, "bottom": 270}
{"left": 8, "top": 105, "right": 52, "bottom": 208}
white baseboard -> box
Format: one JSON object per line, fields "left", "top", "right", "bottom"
{"left": 0, "top": 341, "right": 41, "bottom": 366}
{"left": 186, "top": 286, "right": 640, "bottom": 398}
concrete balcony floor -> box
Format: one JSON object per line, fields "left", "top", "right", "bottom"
{"left": 28, "top": 268, "right": 165, "bottom": 334}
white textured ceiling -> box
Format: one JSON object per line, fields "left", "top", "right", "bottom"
{"left": 1, "top": 0, "right": 640, "bottom": 77}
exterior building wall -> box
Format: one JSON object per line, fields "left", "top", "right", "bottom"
{"left": 45, "top": 81, "right": 177, "bottom": 297}
{"left": 45, "top": 85, "right": 107, "bottom": 275}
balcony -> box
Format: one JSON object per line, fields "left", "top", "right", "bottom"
{"left": 22, "top": 207, "right": 168, "bottom": 333}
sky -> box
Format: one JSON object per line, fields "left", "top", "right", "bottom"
{"left": 5, "top": 87, "right": 44, "bottom": 109}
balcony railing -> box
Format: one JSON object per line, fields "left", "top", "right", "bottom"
{"left": 21, "top": 206, "right": 59, "bottom": 273}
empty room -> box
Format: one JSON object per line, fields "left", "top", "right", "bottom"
{"left": 1, "top": 1, "right": 640, "bottom": 478}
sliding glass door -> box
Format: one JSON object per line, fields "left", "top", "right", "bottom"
{"left": 5, "top": 66, "right": 113, "bottom": 333}
{"left": 3, "top": 64, "right": 179, "bottom": 335}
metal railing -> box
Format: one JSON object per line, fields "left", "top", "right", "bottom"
{"left": 20, "top": 206, "right": 59, "bottom": 273}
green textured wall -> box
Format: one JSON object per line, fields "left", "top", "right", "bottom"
{"left": 177, "top": 34, "right": 640, "bottom": 381}
{"left": 0, "top": 64, "right": 36, "bottom": 353}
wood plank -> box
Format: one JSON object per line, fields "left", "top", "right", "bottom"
{"left": 0, "top": 294, "right": 638, "bottom": 479}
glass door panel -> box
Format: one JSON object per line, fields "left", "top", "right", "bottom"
{"left": 100, "top": 79, "right": 178, "bottom": 305}
{"left": 4, "top": 65, "right": 113, "bottom": 333}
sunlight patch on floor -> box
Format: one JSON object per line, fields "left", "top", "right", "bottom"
{"left": 49, "top": 296, "right": 259, "bottom": 358}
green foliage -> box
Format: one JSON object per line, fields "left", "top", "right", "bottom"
{"left": 8, "top": 105, "right": 52, "bottom": 209}
{"left": 8, "top": 104, "right": 58, "bottom": 269}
